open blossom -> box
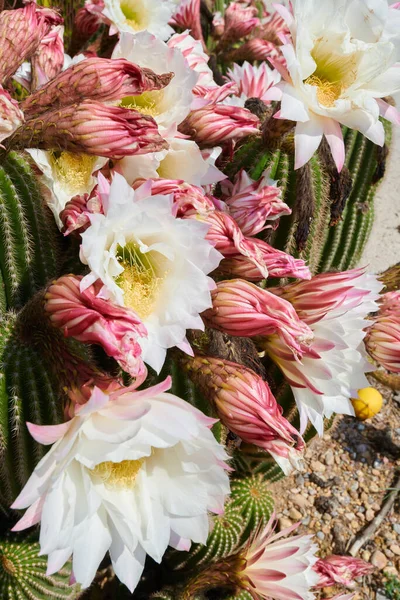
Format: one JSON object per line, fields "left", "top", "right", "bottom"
{"left": 45, "top": 275, "right": 147, "bottom": 380}
{"left": 0, "top": 3, "right": 61, "bottom": 84}
{"left": 10, "top": 101, "right": 168, "bottom": 159}
{"left": 31, "top": 25, "right": 64, "bottom": 90}
{"left": 116, "top": 135, "right": 225, "bottom": 187}
{"left": 0, "top": 86, "right": 24, "bottom": 143}
{"left": 112, "top": 32, "right": 198, "bottom": 135}
{"left": 183, "top": 355, "right": 305, "bottom": 474}
{"left": 314, "top": 555, "right": 374, "bottom": 589}
{"left": 11, "top": 376, "right": 230, "bottom": 592}
{"left": 204, "top": 279, "right": 314, "bottom": 357}
{"left": 22, "top": 57, "right": 173, "bottom": 118}
{"left": 101, "top": 0, "right": 174, "bottom": 39}
{"left": 235, "top": 514, "right": 319, "bottom": 599}
{"left": 263, "top": 268, "right": 383, "bottom": 434}
{"left": 27, "top": 150, "right": 107, "bottom": 228}
{"left": 275, "top": 0, "right": 400, "bottom": 171}
{"left": 179, "top": 103, "right": 260, "bottom": 146}
{"left": 79, "top": 173, "right": 222, "bottom": 372}
{"left": 365, "top": 290, "right": 400, "bottom": 372}
{"left": 226, "top": 61, "right": 281, "bottom": 106}
{"left": 222, "top": 169, "right": 290, "bottom": 236}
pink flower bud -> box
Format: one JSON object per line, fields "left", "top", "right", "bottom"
{"left": 314, "top": 555, "right": 374, "bottom": 589}
{"left": 365, "top": 290, "right": 400, "bottom": 372}
{"left": 133, "top": 178, "right": 216, "bottom": 218}
{"left": 45, "top": 274, "right": 147, "bottom": 380}
{"left": 171, "top": 0, "right": 205, "bottom": 46}
{"left": 8, "top": 100, "right": 168, "bottom": 159}
{"left": 31, "top": 25, "right": 64, "bottom": 90}
{"left": 203, "top": 211, "right": 269, "bottom": 278}
{"left": 22, "top": 57, "right": 173, "bottom": 118}
{"left": 193, "top": 81, "right": 239, "bottom": 105}
{"left": 60, "top": 188, "right": 104, "bottom": 236}
{"left": 0, "top": 85, "right": 24, "bottom": 143}
{"left": 222, "top": 169, "right": 290, "bottom": 236}
{"left": 203, "top": 279, "right": 314, "bottom": 357}
{"left": 222, "top": 2, "right": 260, "bottom": 44}
{"left": 0, "top": 3, "right": 60, "bottom": 84}
{"left": 74, "top": 5, "right": 103, "bottom": 37}
{"left": 217, "top": 236, "right": 311, "bottom": 281}
{"left": 179, "top": 104, "right": 259, "bottom": 146}
{"left": 225, "top": 38, "right": 285, "bottom": 68}
{"left": 183, "top": 355, "right": 305, "bottom": 474}
{"left": 212, "top": 12, "right": 225, "bottom": 38}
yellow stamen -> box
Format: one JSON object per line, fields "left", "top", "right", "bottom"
{"left": 120, "top": 90, "right": 164, "bottom": 118}
{"left": 116, "top": 243, "right": 166, "bottom": 319}
{"left": 92, "top": 459, "right": 144, "bottom": 489}
{"left": 50, "top": 151, "right": 96, "bottom": 195}
{"left": 119, "top": 0, "right": 143, "bottom": 29}
{"left": 304, "top": 75, "right": 343, "bottom": 107}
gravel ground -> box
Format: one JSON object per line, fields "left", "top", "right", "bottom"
{"left": 271, "top": 378, "right": 400, "bottom": 599}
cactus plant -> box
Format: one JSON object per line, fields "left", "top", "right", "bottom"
{"left": 0, "top": 534, "right": 80, "bottom": 599}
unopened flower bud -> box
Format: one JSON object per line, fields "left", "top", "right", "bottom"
{"left": 365, "top": 290, "right": 400, "bottom": 372}
{"left": 8, "top": 100, "right": 168, "bottom": 159}
{"left": 22, "top": 57, "right": 173, "bottom": 117}
{"left": 0, "top": 3, "right": 62, "bottom": 84}
{"left": 31, "top": 25, "right": 64, "bottom": 90}
{"left": 179, "top": 104, "right": 259, "bottom": 147}
{"left": 171, "top": 0, "right": 204, "bottom": 46}
{"left": 60, "top": 187, "right": 104, "bottom": 236}
{"left": 45, "top": 274, "right": 147, "bottom": 380}
{"left": 203, "top": 279, "right": 314, "bottom": 357}
{"left": 183, "top": 355, "right": 305, "bottom": 474}
{"left": 221, "top": 2, "right": 260, "bottom": 45}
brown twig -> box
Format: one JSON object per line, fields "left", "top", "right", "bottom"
{"left": 347, "top": 471, "right": 400, "bottom": 556}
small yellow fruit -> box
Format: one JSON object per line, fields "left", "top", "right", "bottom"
{"left": 351, "top": 387, "right": 383, "bottom": 421}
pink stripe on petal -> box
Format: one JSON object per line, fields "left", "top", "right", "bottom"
{"left": 26, "top": 421, "right": 71, "bottom": 445}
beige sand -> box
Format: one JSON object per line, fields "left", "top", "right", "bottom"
{"left": 360, "top": 96, "right": 400, "bottom": 273}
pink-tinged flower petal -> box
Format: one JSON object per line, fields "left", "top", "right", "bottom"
{"left": 323, "top": 117, "right": 345, "bottom": 173}
{"left": 294, "top": 118, "right": 324, "bottom": 169}
{"left": 27, "top": 421, "right": 71, "bottom": 445}
{"left": 377, "top": 98, "right": 400, "bottom": 126}
{"left": 272, "top": 2, "right": 294, "bottom": 27}
{"left": 171, "top": 0, "right": 205, "bottom": 47}
{"left": 12, "top": 496, "right": 44, "bottom": 531}
{"left": 75, "top": 386, "right": 110, "bottom": 416}
{"left": 235, "top": 513, "right": 319, "bottom": 597}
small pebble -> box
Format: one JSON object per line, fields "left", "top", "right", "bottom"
{"left": 316, "top": 531, "right": 325, "bottom": 540}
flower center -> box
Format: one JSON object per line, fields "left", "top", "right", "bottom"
{"left": 304, "top": 75, "right": 343, "bottom": 107}
{"left": 92, "top": 459, "right": 144, "bottom": 489}
{"left": 304, "top": 37, "right": 360, "bottom": 107}
{"left": 120, "top": 90, "right": 164, "bottom": 118}
{"left": 119, "top": 0, "right": 145, "bottom": 29}
{"left": 50, "top": 151, "right": 96, "bottom": 195}
{"left": 116, "top": 243, "right": 166, "bottom": 319}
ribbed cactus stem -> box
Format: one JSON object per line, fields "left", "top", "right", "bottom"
{"left": 169, "top": 505, "right": 245, "bottom": 571}
{"left": 0, "top": 535, "right": 80, "bottom": 599}
{"left": 0, "top": 152, "right": 60, "bottom": 309}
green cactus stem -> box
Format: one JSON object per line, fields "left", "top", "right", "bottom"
{"left": 0, "top": 152, "right": 60, "bottom": 310}
{"left": 0, "top": 534, "right": 80, "bottom": 599}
